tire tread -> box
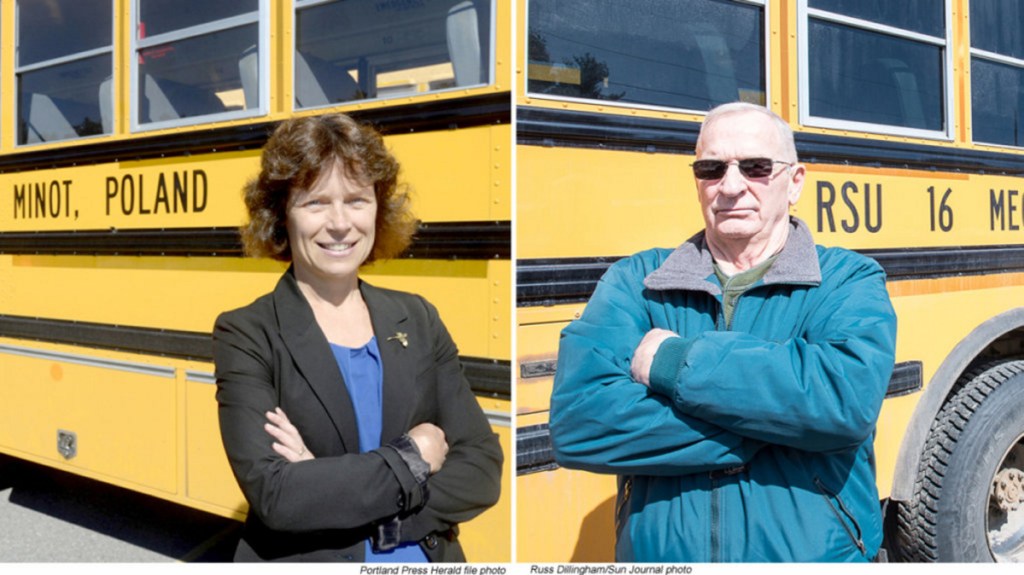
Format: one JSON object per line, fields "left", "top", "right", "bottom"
{"left": 893, "top": 359, "right": 1024, "bottom": 561}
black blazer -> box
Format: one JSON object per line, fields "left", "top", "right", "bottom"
{"left": 213, "top": 268, "right": 503, "bottom": 562}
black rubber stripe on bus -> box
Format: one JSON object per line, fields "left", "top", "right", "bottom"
{"left": 517, "top": 256, "right": 620, "bottom": 307}
{"left": 518, "top": 106, "right": 1024, "bottom": 176}
{"left": 0, "top": 314, "right": 510, "bottom": 400}
{"left": 0, "top": 93, "right": 510, "bottom": 172}
{"left": 516, "top": 423, "right": 559, "bottom": 475}
{"left": 460, "top": 357, "right": 513, "bottom": 400}
{"left": 516, "top": 246, "right": 1024, "bottom": 307}
{"left": 515, "top": 360, "right": 920, "bottom": 475}
{"left": 0, "top": 221, "right": 510, "bottom": 260}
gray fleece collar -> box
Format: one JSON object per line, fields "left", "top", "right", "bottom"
{"left": 643, "top": 217, "right": 822, "bottom": 295}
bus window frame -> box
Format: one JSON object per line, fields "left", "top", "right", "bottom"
{"left": 129, "top": 0, "right": 270, "bottom": 133}
{"left": 292, "top": 0, "right": 498, "bottom": 113}
{"left": 522, "top": 0, "right": 771, "bottom": 117}
{"left": 797, "top": 0, "right": 955, "bottom": 141}
{"left": 13, "top": 0, "right": 116, "bottom": 148}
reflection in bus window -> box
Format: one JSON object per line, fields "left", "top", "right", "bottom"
{"left": 135, "top": 0, "right": 262, "bottom": 128}
{"left": 809, "top": 0, "right": 944, "bottom": 38}
{"left": 804, "top": 3, "right": 946, "bottom": 133}
{"left": 526, "top": 0, "right": 765, "bottom": 111}
{"left": 293, "top": 0, "right": 492, "bottom": 110}
{"left": 970, "top": 0, "right": 1024, "bottom": 147}
{"left": 808, "top": 22, "right": 943, "bottom": 130}
{"left": 16, "top": 0, "right": 112, "bottom": 145}
{"left": 139, "top": 0, "right": 258, "bottom": 37}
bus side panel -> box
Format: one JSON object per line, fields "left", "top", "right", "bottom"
{"left": 186, "top": 374, "right": 247, "bottom": 519}
{"left": 517, "top": 145, "right": 703, "bottom": 259}
{"left": 389, "top": 124, "right": 511, "bottom": 222}
{"left": 457, "top": 406, "right": 512, "bottom": 562}
{"left": 0, "top": 341, "right": 177, "bottom": 494}
{"left": 516, "top": 413, "right": 616, "bottom": 563}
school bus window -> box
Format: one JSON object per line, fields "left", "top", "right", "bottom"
{"left": 15, "top": 0, "right": 113, "bottom": 145}
{"left": 293, "top": 0, "right": 493, "bottom": 110}
{"left": 134, "top": 0, "right": 263, "bottom": 129}
{"left": 526, "top": 0, "right": 766, "bottom": 111}
{"left": 803, "top": 1, "right": 947, "bottom": 134}
{"left": 969, "top": 0, "right": 1024, "bottom": 147}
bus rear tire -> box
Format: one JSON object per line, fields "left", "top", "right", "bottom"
{"left": 894, "top": 359, "right": 1024, "bottom": 562}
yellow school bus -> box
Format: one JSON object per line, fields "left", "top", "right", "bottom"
{"left": 0, "top": 0, "right": 511, "bottom": 561}
{"left": 517, "top": 0, "right": 1024, "bottom": 562}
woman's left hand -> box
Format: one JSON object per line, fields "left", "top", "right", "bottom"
{"left": 265, "top": 407, "right": 315, "bottom": 462}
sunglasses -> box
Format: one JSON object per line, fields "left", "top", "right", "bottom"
{"left": 691, "top": 158, "right": 794, "bottom": 180}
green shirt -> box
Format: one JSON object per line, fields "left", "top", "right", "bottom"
{"left": 713, "top": 254, "right": 779, "bottom": 329}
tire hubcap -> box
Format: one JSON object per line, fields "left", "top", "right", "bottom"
{"left": 989, "top": 440, "right": 1024, "bottom": 561}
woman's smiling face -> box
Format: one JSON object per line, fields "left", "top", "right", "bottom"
{"left": 286, "top": 161, "right": 377, "bottom": 287}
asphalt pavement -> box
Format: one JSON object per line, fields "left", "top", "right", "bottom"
{"left": 0, "top": 453, "right": 240, "bottom": 562}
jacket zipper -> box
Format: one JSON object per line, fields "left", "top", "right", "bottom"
{"left": 814, "top": 477, "right": 867, "bottom": 555}
{"left": 711, "top": 295, "right": 725, "bottom": 561}
{"left": 715, "top": 295, "right": 726, "bottom": 331}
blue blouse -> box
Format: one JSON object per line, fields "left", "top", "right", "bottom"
{"left": 330, "top": 338, "right": 428, "bottom": 563}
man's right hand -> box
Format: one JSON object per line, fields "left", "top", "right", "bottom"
{"left": 631, "top": 328, "right": 680, "bottom": 386}
{"left": 408, "top": 422, "right": 449, "bottom": 473}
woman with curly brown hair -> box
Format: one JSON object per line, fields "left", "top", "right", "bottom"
{"left": 213, "top": 113, "right": 502, "bottom": 562}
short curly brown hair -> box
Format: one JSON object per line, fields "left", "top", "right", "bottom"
{"left": 241, "top": 113, "right": 416, "bottom": 263}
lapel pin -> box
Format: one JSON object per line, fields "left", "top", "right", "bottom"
{"left": 387, "top": 332, "right": 409, "bottom": 348}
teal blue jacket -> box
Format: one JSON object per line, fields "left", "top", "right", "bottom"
{"left": 550, "top": 218, "right": 897, "bottom": 562}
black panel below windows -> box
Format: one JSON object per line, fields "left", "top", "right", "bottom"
{"left": 0, "top": 314, "right": 509, "bottom": 399}
{"left": 517, "top": 245, "right": 1024, "bottom": 307}
{"left": 0, "top": 221, "right": 510, "bottom": 260}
